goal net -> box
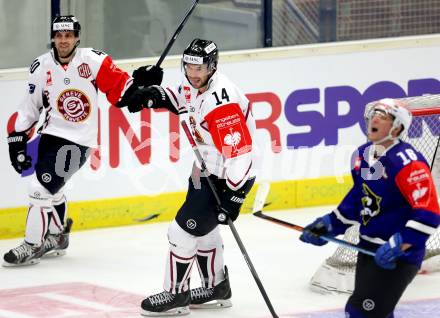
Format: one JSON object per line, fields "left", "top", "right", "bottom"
{"left": 310, "top": 94, "right": 440, "bottom": 294}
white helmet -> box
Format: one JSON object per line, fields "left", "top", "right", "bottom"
{"left": 365, "top": 98, "right": 412, "bottom": 136}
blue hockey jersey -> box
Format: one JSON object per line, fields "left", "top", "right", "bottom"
{"left": 329, "top": 140, "right": 440, "bottom": 266}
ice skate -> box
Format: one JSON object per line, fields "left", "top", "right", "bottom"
{"left": 141, "top": 290, "right": 190, "bottom": 316}
{"left": 3, "top": 241, "right": 44, "bottom": 267}
{"left": 190, "top": 266, "right": 232, "bottom": 309}
{"left": 42, "top": 218, "right": 73, "bottom": 258}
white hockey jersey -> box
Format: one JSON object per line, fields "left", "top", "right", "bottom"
{"left": 14, "top": 48, "right": 132, "bottom": 147}
{"left": 165, "top": 71, "right": 256, "bottom": 190}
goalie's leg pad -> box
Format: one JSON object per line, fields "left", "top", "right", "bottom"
{"left": 419, "top": 254, "right": 440, "bottom": 274}
{"left": 309, "top": 262, "right": 355, "bottom": 295}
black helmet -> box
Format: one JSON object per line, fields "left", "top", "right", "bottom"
{"left": 182, "top": 38, "right": 218, "bottom": 72}
{"left": 51, "top": 15, "right": 81, "bottom": 39}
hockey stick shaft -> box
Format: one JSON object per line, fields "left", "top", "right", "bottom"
{"left": 156, "top": 0, "right": 199, "bottom": 67}
{"left": 181, "top": 120, "right": 279, "bottom": 318}
{"left": 253, "top": 211, "right": 376, "bottom": 257}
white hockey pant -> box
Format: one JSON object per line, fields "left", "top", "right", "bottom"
{"left": 25, "top": 174, "right": 67, "bottom": 245}
{"left": 164, "top": 220, "right": 225, "bottom": 294}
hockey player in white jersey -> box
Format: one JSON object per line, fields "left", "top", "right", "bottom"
{"left": 118, "top": 39, "right": 257, "bottom": 316}
{"left": 4, "top": 15, "right": 162, "bottom": 267}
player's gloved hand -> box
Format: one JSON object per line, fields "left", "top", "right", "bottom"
{"left": 299, "top": 214, "right": 333, "bottom": 246}
{"left": 125, "top": 85, "right": 167, "bottom": 113}
{"left": 132, "top": 65, "right": 163, "bottom": 87}
{"left": 7, "top": 131, "right": 32, "bottom": 174}
{"left": 214, "top": 178, "right": 246, "bottom": 225}
{"left": 375, "top": 233, "right": 406, "bottom": 270}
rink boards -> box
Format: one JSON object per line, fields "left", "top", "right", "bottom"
{"left": 1, "top": 34, "right": 440, "bottom": 238}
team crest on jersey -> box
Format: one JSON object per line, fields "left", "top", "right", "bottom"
{"left": 77, "top": 63, "right": 92, "bottom": 79}
{"left": 360, "top": 183, "right": 382, "bottom": 225}
{"left": 57, "top": 89, "right": 91, "bottom": 122}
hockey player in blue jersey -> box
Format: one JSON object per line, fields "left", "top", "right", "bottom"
{"left": 299, "top": 98, "right": 440, "bottom": 318}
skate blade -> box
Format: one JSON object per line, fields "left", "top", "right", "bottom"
{"left": 2, "top": 258, "right": 41, "bottom": 267}
{"left": 42, "top": 250, "right": 67, "bottom": 258}
{"left": 190, "top": 299, "right": 232, "bottom": 309}
{"left": 141, "top": 306, "right": 190, "bottom": 316}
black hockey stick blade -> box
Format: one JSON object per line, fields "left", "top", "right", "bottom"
{"left": 253, "top": 211, "right": 375, "bottom": 257}
{"left": 134, "top": 213, "right": 160, "bottom": 222}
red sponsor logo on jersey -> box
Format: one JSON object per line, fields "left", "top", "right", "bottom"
{"left": 406, "top": 168, "right": 429, "bottom": 184}
{"left": 183, "top": 86, "right": 191, "bottom": 105}
{"left": 46, "top": 71, "right": 53, "bottom": 86}
{"left": 77, "top": 63, "right": 92, "bottom": 79}
{"left": 396, "top": 161, "right": 440, "bottom": 211}
{"left": 205, "top": 103, "right": 252, "bottom": 158}
{"left": 57, "top": 89, "right": 91, "bottom": 122}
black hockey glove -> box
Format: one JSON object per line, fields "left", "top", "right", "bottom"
{"left": 124, "top": 85, "right": 178, "bottom": 114}
{"left": 7, "top": 131, "right": 32, "bottom": 174}
{"left": 214, "top": 179, "right": 247, "bottom": 225}
{"left": 132, "top": 65, "right": 163, "bottom": 88}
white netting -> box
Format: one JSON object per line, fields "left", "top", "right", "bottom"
{"left": 311, "top": 94, "right": 440, "bottom": 294}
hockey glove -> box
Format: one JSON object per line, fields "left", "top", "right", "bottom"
{"left": 375, "top": 232, "right": 406, "bottom": 270}
{"left": 125, "top": 85, "right": 171, "bottom": 114}
{"left": 299, "top": 214, "right": 333, "bottom": 246}
{"left": 132, "top": 65, "right": 163, "bottom": 88}
{"left": 214, "top": 179, "right": 246, "bottom": 225}
{"left": 7, "top": 131, "right": 32, "bottom": 174}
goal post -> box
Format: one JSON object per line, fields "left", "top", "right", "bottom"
{"left": 310, "top": 94, "right": 440, "bottom": 294}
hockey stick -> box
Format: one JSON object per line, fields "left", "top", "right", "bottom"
{"left": 251, "top": 181, "right": 375, "bottom": 257}
{"left": 180, "top": 120, "right": 279, "bottom": 318}
{"left": 253, "top": 211, "right": 376, "bottom": 257}
{"left": 156, "top": 0, "right": 200, "bottom": 67}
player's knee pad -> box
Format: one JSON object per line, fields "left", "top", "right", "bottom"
{"left": 28, "top": 174, "right": 58, "bottom": 207}
{"left": 167, "top": 220, "right": 197, "bottom": 257}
